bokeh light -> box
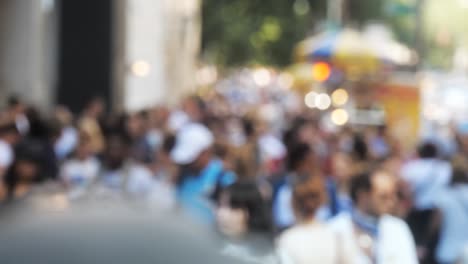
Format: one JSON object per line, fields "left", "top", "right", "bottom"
{"left": 331, "top": 88, "right": 349, "bottom": 106}
{"left": 312, "top": 62, "right": 331, "bottom": 82}
{"left": 131, "top": 60, "right": 151, "bottom": 77}
{"left": 253, "top": 68, "right": 272, "bottom": 87}
{"left": 304, "top": 91, "right": 317, "bottom": 108}
{"left": 331, "top": 108, "right": 349, "bottom": 126}
{"left": 315, "top": 93, "right": 331, "bottom": 110}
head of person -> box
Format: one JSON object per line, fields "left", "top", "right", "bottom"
{"left": 5, "top": 141, "right": 44, "bottom": 189}
{"left": 417, "top": 142, "right": 438, "bottom": 159}
{"left": 331, "top": 151, "right": 354, "bottom": 182}
{"left": 283, "top": 117, "right": 314, "bottom": 149}
{"left": 350, "top": 170, "right": 398, "bottom": 217}
{"left": 242, "top": 117, "right": 257, "bottom": 141}
{"left": 292, "top": 176, "right": 326, "bottom": 221}
{"left": 287, "top": 143, "right": 317, "bottom": 176}
{"left": 170, "top": 123, "right": 214, "bottom": 172}
{"left": 103, "top": 131, "right": 131, "bottom": 170}
{"left": 352, "top": 134, "right": 369, "bottom": 162}
{"left": 85, "top": 97, "right": 105, "bottom": 119}
{"left": 216, "top": 181, "right": 271, "bottom": 239}
{"left": 182, "top": 95, "right": 206, "bottom": 122}
{"left": 54, "top": 105, "right": 74, "bottom": 127}
{"left": 7, "top": 95, "right": 26, "bottom": 116}
{"left": 125, "top": 111, "right": 148, "bottom": 139}
{"left": 75, "top": 131, "right": 94, "bottom": 160}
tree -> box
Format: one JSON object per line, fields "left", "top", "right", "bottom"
{"left": 201, "top": 0, "right": 327, "bottom": 67}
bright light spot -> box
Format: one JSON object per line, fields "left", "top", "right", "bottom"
{"left": 253, "top": 69, "right": 272, "bottom": 87}
{"left": 304, "top": 92, "right": 318, "bottom": 108}
{"left": 131, "top": 60, "right": 151, "bottom": 77}
{"left": 312, "top": 62, "right": 331, "bottom": 82}
{"left": 278, "top": 73, "right": 294, "bottom": 89}
{"left": 293, "top": 0, "right": 310, "bottom": 16}
{"left": 459, "top": 0, "right": 468, "bottom": 8}
{"left": 331, "top": 88, "right": 349, "bottom": 106}
{"left": 315, "top": 93, "right": 331, "bottom": 110}
{"left": 196, "top": 66, "right": 218, "bottom": 86}
{"left": 331, "top": 109, "right": 349, "bottom": 126}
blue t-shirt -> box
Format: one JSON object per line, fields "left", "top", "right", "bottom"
{"left": 273, "top": 177, "right": 352, "bottom": 228}
{"left": 178, "top": 159, "right": 236, "bottom": 224}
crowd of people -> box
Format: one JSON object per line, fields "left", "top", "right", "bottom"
{"left": 0, "top": 93, "right": 467, "bottom": 264}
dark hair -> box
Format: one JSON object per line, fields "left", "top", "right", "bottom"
{"left": 221, "top": 181, "right": 272, "bottom": 234}
{"left": 418, "top": 142, "right": 438, "bottom": 159}
{"left": 350, "top": 172, "right": 372, "bottom": 203}
{"left": 451, "top": 169, "right": 468, "bottom": 185}
{"left": 162, "top": 133, "right": 176, "bottom": 154}
{"left": 7, "top": 95, "right": 20, "bottom": 108}
{"left": 283, "top": 117, "right": 307, "bottom": 150}
{"left": 4, "top": 140, "right": 45, "bottom": 198}
{"left": 106, "top": 130, "right": 132, "bottom": 147}
{"left": 352, "top": 134, "right": 368, "bottom": 161}
{"left": 46, "top": 118, "right": 64, "bottom": 140}
{"left": 242, "top": 117, "right": 255, "bottom": 138}
{"left": 188, "top": 95, "right": 206, "bottom": 112}
{"left": 292, "top": 176, "right": 326, "bottom": 219}
{"left": 287, "top": 143, "right": 312, "bottom": 171}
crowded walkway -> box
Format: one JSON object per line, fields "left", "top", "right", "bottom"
{"left": 0, "top": 94, "right": 467, "bottom": 264}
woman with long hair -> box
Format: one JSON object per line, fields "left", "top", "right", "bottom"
{"left": 277, "top": 176, "right": 344, "bottom": 264}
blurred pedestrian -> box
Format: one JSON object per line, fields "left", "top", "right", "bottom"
{"left": 277, "top": 176, "right": 344, "bottom": 264}
{"left": 171, "top": 123, "right": 235, "bottom": 224}
{"left": 216, "top": 181, "right": 276, "bottom": 264}
{"left": 54, "top": 106, "right": 78, "bottom": 161}
{"left": 401, "top": 142, "right": 451, "bottom": 262}
{"left": 3, "top": 141, "right": 46, "bottom": 202}
{"left": 125, "top": 111, "right": 154, "bottom": 165}
{"left": 0, "top": 118, "right": 21, "bottom": 178}
{"left": 60, "top": 131, "right": 100, "bottom": 200}
{"left": 273, "top": 143, "right": 340, "bottom": 230}
{"left": 434, "top": 156, "right": 468, "bottom": 264}
{"left": 7, "top": 96, "right": 30, "bottom": 135}
{"left": 92, "top": 131, "right": 155, "bottom": 200}
{"left": 329, "top": 170, "right": 418, "bottom": 264}
{"left": 78, "top": 97, "right": 106, "bottom": 155}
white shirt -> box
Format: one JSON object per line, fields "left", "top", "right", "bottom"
{"left": 401, "top": 158, "right": 452, "bottom": 210}
{"left": 329, "top": 213, "right": 418, "bottom": 264}
{"left": 0, "top": 140, "right": 13, "bottom": 168}
{"left": 435, "top": 185, "right": 468, "bottom": 263}
{"left": 97, "top": 163, "right": 176, "bottom": 210}
{"left": 278, "top": 222, "right": 340, "bottom": 264}
{"left": 61, "top": 157, "right": 100, "bottom": 185}
{"left": 60, "top": 157, "right": 101, "bottom": 199}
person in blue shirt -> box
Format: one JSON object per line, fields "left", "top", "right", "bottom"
{"left": 171, "top": 123, "right": 235, "bottom": 224}
{"left": 273, "top": 143, "right": 350, "bottom": 231}
{"left": 434, "top": 157, "right": 468, "bottom": 264}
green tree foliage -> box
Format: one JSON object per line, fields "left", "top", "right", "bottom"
{"left": 200, "top": 0, "right": 402, "bottom": 68}
{"left": 201, "top": 0, "right": 326, "bottom": 67}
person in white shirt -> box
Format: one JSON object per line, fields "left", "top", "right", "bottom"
{"left": 60, "top": 131, "right": 100, "bottom": 200}
{"left": 0, "top": 121, "right": 21, "bottom": 178}
{"left": 434, "top": 158, "right": 468, "bottom": 264}
{"left": 401, "top": 142, "right": 451, "bottom": 262}
{"left": 329, "top": 170, "right": 418, "bottom": 264}
{"left": 91, "top": 131, "right": 176, "bottom": 210}
{"left": 278, "top": 176, "right": 343, "bottom": 264}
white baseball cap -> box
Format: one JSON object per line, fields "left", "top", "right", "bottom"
{"left": 170, "top": 123, "right": 214, "bottom": 165}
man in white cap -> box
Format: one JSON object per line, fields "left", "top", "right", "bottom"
{"left": 171, "top": 123, "right": 235, "bottom": 224}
